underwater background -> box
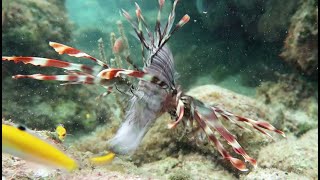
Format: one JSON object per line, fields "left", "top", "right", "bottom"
{"left": 2, "top": 0, "right": 318, "bottom": 179}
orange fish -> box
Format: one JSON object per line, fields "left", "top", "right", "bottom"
{"left": 113, "top": 37, "right": 124, "bottom": 54}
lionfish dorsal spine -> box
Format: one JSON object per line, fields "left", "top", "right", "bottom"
{"left": 122, "top": 0, "right": 189, "bottom": 68}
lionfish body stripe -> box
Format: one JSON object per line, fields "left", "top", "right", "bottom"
{"left": 2, "top": 0, "right": 284, "bottom": 171}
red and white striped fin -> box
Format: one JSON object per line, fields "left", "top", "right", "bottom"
{"left": 236, "top": 116, "right": 285, "bottom": 137}
{"left": 64, "top": 70, "right": 92, "bottom": 76}
{"left": 97, "top": 68, "right": 145, "bottom": 80}
{"left": 13, "top": 74, "right": 95, "bottom": 84}
{"left": 162, "top": 0, "right": 178, "bottom": 39}
{"left": 212, "top": 106, "right": 285, "bottom": 137}
{"left": 160, "top": 14, "right": 190, "bottom": 48}
{"left": 96, "top": 68, "right": 169, "bottom": 89}
{"left": 152, "top": 13, "right": 190, "bottom": 60}
{"left": 135, "top": 3, "right": 147, "bottom": 64}
{"left": 12, "top": 74, "right": 117, "bottom": 88}
{"left": 212, "top": 108, "right": 274, "bottom": 140}
{"left": 135, "top": 2, "right": 154, "bottom": 47}
{"left": 122, "top": 9, "right": 150, "bottom": 50}
{"left": 194, "top": 111, "right": 248, "bottom": 171}
{"left": 196, "top": 107, "right": 257, "bottom": 168}
{"left": 168, "top": 99, "right": 185, "bottom": 129}
{"left": 155, "top": 0, "right": 165, "bottom": 46}
{"left": 49, "top": 42, "right": 109, "bottom": 68}
{"left": 212, "top": 107, "right": 251, "bottom": 132}
{"left": 2, "top": 56, "right": 103, "bottom": 76}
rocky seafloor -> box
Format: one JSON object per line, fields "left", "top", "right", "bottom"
{"left": 2, "top": 0, "right": 318, "bottom": 179}
{"left": 2, "top": 83, "right": 318, "bottom": 180}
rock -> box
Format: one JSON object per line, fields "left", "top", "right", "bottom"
{"left": 256, "top": 74, "right": 318, "bottom": 136}
{"left": 2, "top": 0, "right": 72, "bottom": 57}
{"left": 280, "top": 0, "right": 318, "bottom": 77}
{"left": 257, "top": 128, "right": 318, "bottom": 179}
{"left": 140, "top": 154, "right": 236, "bottom": 180}
{"left": 241, "top": 168, "right": 310, "bottom": 180}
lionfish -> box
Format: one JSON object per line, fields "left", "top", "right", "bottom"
{"left": 2, "top": 0, "right": 285, "bottom": 171}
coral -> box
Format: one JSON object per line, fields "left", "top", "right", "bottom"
{"left": 280, "top": 0, "right": 318, "bottom": 77}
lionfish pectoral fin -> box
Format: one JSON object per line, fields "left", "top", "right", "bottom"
{"left": 193, "top": 111, "right": 250, "bottom": 171}
{"left": 197, "top": 106, "right": 257, "bottom": 167}
{"left": 13, "top": 74, "right": 95, "bottom": 84}
{"left": 2, "top": 56, "right": 103, "bottom": 76}
{"left": 49, "top": 42, "right": 109, "bottom": 68}
{"left": 212, "top": 106, "right": 285, "bottom": 138}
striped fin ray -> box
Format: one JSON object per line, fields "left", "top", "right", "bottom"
{"left": 96, "top": 68, "right": 170, "bottom": 89}
{"left": 168, "top": 94, "right": 185, "bottom": 129}
{"left": 149, "top": 1, "right": 190, "bottom": 67}
{"left": 160, "top": 0, "right": 178, "bottom": 45}
{"left": 212, "top": 106, "right": 285, "bottom": 138}
{"left": 12, "top": 74, "right": 117, "bottom": 88}
{"left": 158, "top": 14, "right": 190, "bottom": 51}
{"left": 135, "top": 3, "right": 147, "bottom": 64}
{"left": 13, "top": 74, "right": 95, "bottom": 84}
{"left": 97, "top": 68, "right": 145, "bottom": 80}
{"left": 2, "top": 56, "right": 103, "bottom": 76}
{"left": 211, "top": 107, "right": 251, "bottom": 132}
{"left": 155, "top": 0, "right": 165, "bottom": 46}
{"left": 49, "top": 42, "right": 109, "bottom": 68}
{"left": 135, "top": 4, "right": 154, "bottom": 48}
{"left": 196, "top": 105, "right": 257, "bottom": 168}
{"left": 122, "top": 9, "right": 150, "bottom": 50}
{"left": 193, "top": 111, "right": 249, "bottom": 171}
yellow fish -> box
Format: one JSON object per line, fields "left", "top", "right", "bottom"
{"left": 2, "top": 124, "right": 78, "bottom": 171}
{"left": 56, "top": 124, "right": 67, "bottom": 141}
{"left": 90, "top": 151, "right": 116, "bottom": 166}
